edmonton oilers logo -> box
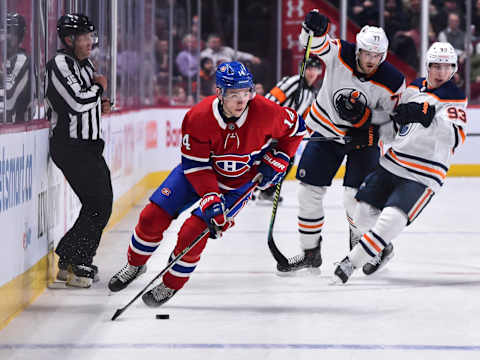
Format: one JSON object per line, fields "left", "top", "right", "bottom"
{"left": 333, "top": 88, "right": 368, "bottom": 115}
{"left": 398, "top": 123, "right": 413, "bottom": 137}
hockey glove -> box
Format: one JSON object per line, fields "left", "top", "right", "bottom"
{"left": 255, "top": 151, "right": 290, "bottom": 190}
{"left": 391, "top": 102, "right": 435, "bottom": 128}
{"left": 304, "top": 9, "right": 330, "bottom": 36}
{"left": 200, "top": 193, "right": 228, "bottom": 239}
{"left": 335, "top": 90, "right": 371, "bottom": 128}
{"left": 345, "top": 125, "right": 379, "bottom": 151}
{"left": 299, "top": 10, "right": 330, "bottom": 49}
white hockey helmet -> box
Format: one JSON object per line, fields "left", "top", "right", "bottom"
{"left": 356, "top": 25, "right": 389, "bottom": 63}
{"left": 425, "top": 42, "right": 458, "bottom": 79}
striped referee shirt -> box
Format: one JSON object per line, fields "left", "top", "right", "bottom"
{"left": 265, "top": 74, "right": 317, "bottom": 119}
{"left": 45, "top": 49, "right": 103, "bottom": 141}
{"left": 3, "top": 49, "right": 31, "bottom": 123}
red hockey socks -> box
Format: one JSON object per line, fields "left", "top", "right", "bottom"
{"left": 127, "top": 202, "right": 172, "bottom": 266}
{"left": 163, "top": 215, "right": 210, "bottom": 290}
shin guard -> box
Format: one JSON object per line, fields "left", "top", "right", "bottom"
{"left": 297, "top": 183, "right": 327, "bottom": 249}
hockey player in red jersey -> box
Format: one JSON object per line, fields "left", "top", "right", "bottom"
{"left": 108, "top": 61, "right": 306, "bottom": 306}
{"left": 333, "top": 42, "right": 467, "bottom": 284}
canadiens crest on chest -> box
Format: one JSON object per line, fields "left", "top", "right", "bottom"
{"left": 212, "top": 154, "right": 251, "bottom": 177}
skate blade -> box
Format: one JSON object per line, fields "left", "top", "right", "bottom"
{"left": 66, "top": 276, "right": 93, "bottom": 288}
{"left": 276, "top": 267, "right": 321, "bottom": 277}
{"left": 47, "top": 281, "right": 68, "bottom": 289}
{"left": 329, "top": 275, "right": 347, "bottom": 286}
{"left": 376, "top": 252, "right": 394, "bottom": 272}
{"left": 363, "top": 252, "right": 395, "bottom": 276}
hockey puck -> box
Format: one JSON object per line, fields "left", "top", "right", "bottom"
{"left": 155, "top": 314, "right": 170, "bottom": 319}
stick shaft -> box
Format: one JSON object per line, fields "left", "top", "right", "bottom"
{"left": 302, "top": 135, "right": 350, "bottom": 142}
{"left": 112, "top": 182, "right": 258, "bottom": 321}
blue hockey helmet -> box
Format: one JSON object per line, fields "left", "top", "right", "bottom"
{"left": 215, "top": 61, "right": 254, "bottom": 92}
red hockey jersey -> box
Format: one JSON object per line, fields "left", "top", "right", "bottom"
{"left": 180, "top": 95, "right": 306, "bottom": 196}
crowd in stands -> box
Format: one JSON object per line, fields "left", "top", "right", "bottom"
{"left": 152, "top": 1, "right": 267, "bottom": 106}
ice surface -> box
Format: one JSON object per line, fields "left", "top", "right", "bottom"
{"left": 1, "top": 178, "right": 479, "bottom": 360}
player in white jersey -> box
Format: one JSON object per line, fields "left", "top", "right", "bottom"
{"left": 277, "top": 9, "right": 405, "bottom": 274}
{"left": 333, "top": 42, "right": 467, "bottom": 284}
{"left": 258, "top": 56, "right": 322, "bottom": 203}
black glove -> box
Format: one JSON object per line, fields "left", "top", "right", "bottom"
{"left": 345, "top": 125, "right": 379, "bottom": 151}
{"left": 391, "top": 102, "right": 435, "bottom": 128}
{"left": 304, "top": 9, "right": 330, "bottom": 37}
{"left": 335, "top": 90, "right": 371, "bottom": 128}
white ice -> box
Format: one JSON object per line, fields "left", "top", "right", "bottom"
{"left": 1, "top": 178, "right": 480, "bottom": 360}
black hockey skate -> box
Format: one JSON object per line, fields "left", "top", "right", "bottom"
{"left": 332, "top": 256, "right": 355, "bottom": 284}
{"left": 58, "top": 258, "right": 99, "bottom": 283}
{"left": 276, "top": 243, "right": 322, "bottom": 274}
{"left": 142, "top": 283, "right": 178, "bottom": 307}
{"left": 362, "top": 243, "right": 394, "bottom": 275}
{"left": 56, "top": 257, "right": 71, "bottom": 282}
{"left": 66, "top": 264, "right": 99, "bottom": 288}
{"left": 108, "top": 263, "right": 147, "bottom": 292}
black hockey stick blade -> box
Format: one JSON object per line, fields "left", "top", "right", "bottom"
{"left": 111, "top": 308, "right": 123, "bottom": 321}
{"left": 266, "top": 181, "right": 289, "bottom": 266}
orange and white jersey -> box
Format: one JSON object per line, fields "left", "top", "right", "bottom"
{"left": 380, "top": 78, "right": 467, "bottom": 191}
{"left": 305, "top": 37, "right": 405, "bottom": 143}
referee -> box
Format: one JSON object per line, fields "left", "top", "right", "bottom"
{"left": 2, "top": 13, "right": 31, "bottom": 123}
{"left": 259, "top": 56, "right": 323, "bottom": 203}
{"left": 45, "top": 13, "right": 112, "bottom": 288}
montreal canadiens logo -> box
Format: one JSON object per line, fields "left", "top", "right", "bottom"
{"left": 213, "top": 154, "right": 251, "bottom": 177}
{"left": 161, "top": 187, "right": 171, "bottom": 196}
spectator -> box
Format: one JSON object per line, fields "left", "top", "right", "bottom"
{"left": 404, "top": 0, "right": 421, "bottom": 31}
{"left": 438, "top": 13, "right": 465, "bottom": 56}
{"left": 199, "top": 57, "right": 215, "bottom": 98}
{"left": 155, "top": 0, "right": 187, "bottom": 48}
{"left": 155, "top": 38, "right": 169, "bottom": 78}
{"left": 350, "top": 0, "right": 379, "bottom": 27}
{"left": 431, "top": 0, "right": 463, "bottom": 35}
{"left": 200, "top": 33, "right": 261, "bottom": 66}
{"left": 384, "top": 0, "right": 409, "bottom": 41}
{"left": 191, "top": 15, "right": 205, "bottom": 50}
{"left": 473, "top": 0, "right": 480, "bottom": 38}
{"left": 175, "top": 34, "right": 199, "bottom": 79}
{"left": 255, "top": 83, "right": 265, "bottom": 96}
{"left": 170, "top": 85, "right": 193, "bottom": 106}
{"left": 391, "top": 31, "right": 419, "bottom": 69}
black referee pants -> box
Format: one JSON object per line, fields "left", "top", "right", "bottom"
{"left": 50, "top": 138, "right": 113, "bottom": 266}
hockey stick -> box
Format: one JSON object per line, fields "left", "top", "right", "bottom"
{"left": 294, "top": 29, "right": 314, "bottom": 108}
{"left": 111, "top": 182, "right": 258, "bottom": 321}
{"left": 267, "top": 30, "right": 315, "bottom": 266}
{"left": 303, "top": 135, "right": 351, "bottom": 142}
